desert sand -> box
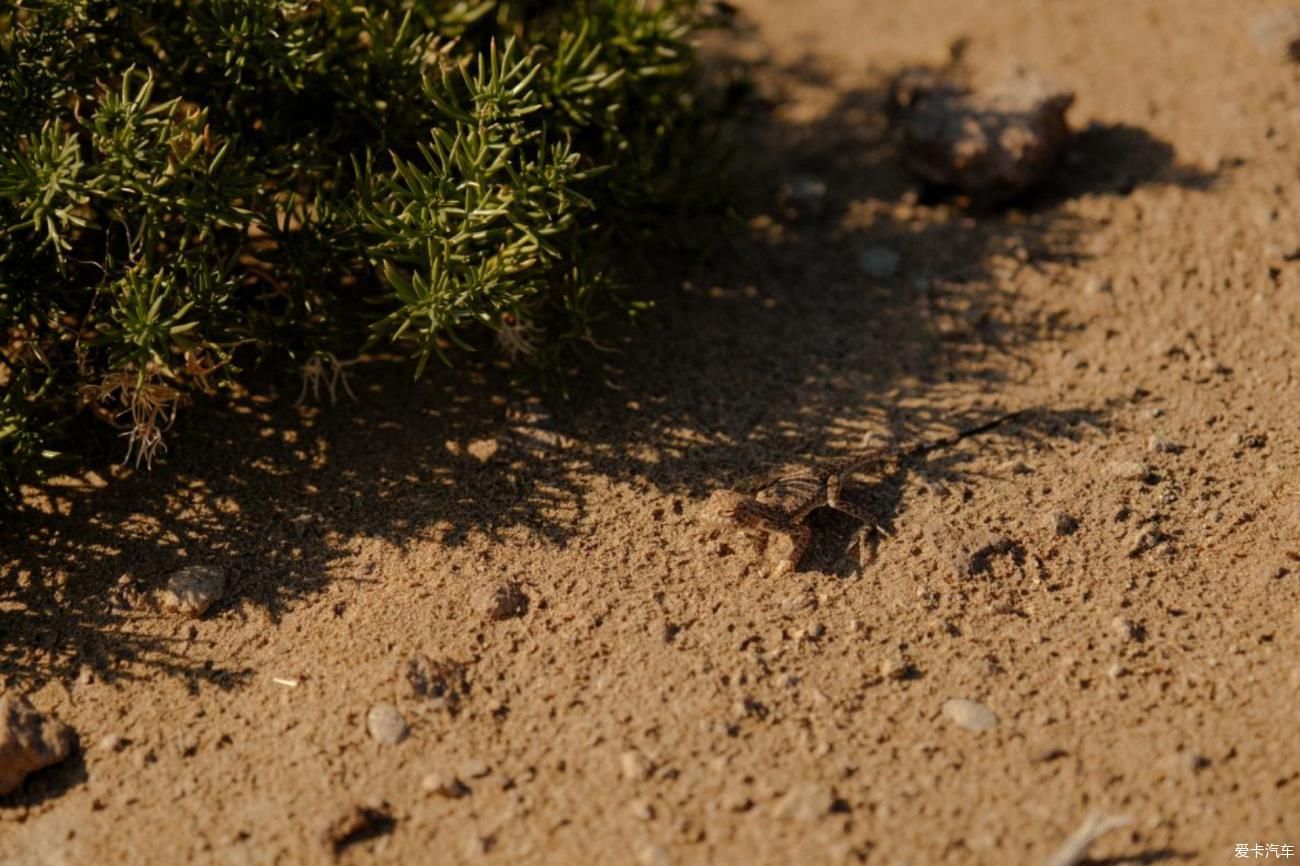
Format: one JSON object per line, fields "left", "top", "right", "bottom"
{"left": 3, "top": 1, "right": 1298, "bottom": 863}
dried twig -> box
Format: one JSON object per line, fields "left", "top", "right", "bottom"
{"left": 1044, "top": 813, "right": 1133, "bottom": 866}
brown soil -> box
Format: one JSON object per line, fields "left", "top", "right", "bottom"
{"left": 4, "top": 1, "right": 1299, "bottom": 863}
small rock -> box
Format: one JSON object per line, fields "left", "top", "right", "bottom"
{"left": 474, "top": 580, "right": 530, "bottom": 621}
{"left": 1147, "top": 435, "right": 1183, "bottom": 454}
{"left": 773, "top": 782, "right": 836, "bottom": 822}
{"left": 620, "top": 749, "right": 653, "bottom": 782}
{"left": 457, "top": 758, "right": 490, "bottom": 779}
{"left": 421, "top": 770, "right": 470, "bottom": 799}
{"left": 879, "top": 656, "right": 919, "bottom": 681}
{"left": 98, "top": 733, "right": 128, "bottom": 753}
{"left": 1200, "top": 356, "right": 1231, "bottom": 375}
{"left": 889, "top": 67, "right": 1074, "bottom": 200}
{"left": 1110, "top": 617, "right": 1144, "bottom": 642}
{"left": 722, "top": 789, "right": 754, "bottom": 812}
{"left": 366, "top": 704, "right": 408, "bottom": 745}
{"left": 1251, "top": 8, "right": 1300, "bottom": 61}
{"left": 1107, "top": 460, "right": 1153, "bottom": 482}
{"left": 322, "top": 802, "right": 395, "bottom": 853}
{"left": 857, "top": 246, "right": 902, "bottom": 279}
{"left": 0, "top": 694, "right": 77, "bottom": 795}
{"left": 628, "top": 798, "right": 656, "bottom": 820}
{"left": 158, "top": 565, "right": 227, "bottom": 618}
{"left": 638, "top": 845, "right": 673, "bottom": 866}
{"left": 1049, "top": 511, "right": 1080, "bottom": 536}
{"left": 942, "top": 698, "right": 999, "bottom": 732}
{"left": 1126, "top": 528, "right": 1165, "bottom": 557}
{"left": 1082, "top": 274, "right": 1112, "bottom": 295}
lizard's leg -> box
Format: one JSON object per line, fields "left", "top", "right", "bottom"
{"left": 826, "top": 475, "right": 891, "bottom": 536}
{"left": 774, "top": 524, "right": 812, "bottom": 576}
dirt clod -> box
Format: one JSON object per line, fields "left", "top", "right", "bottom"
{"left": 0, "top": 694, "right": 77, "bottom": 796}
{"left": 474, "top": 580, "right": 530, "bottom": 621}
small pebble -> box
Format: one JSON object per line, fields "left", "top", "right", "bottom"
{"left": 942, "top": 698, "right": 999, "bottom": 732}
{"left": 1083, "top": 274, "right": 1112, "bottom": 295}
{"left": 458, "top": 758, "right": 490, "bottom": 779}
{"left": 474, "top": 580, "right": 530, "bottom": 621}
{"left": 1126, "top": 528, "right": 1164, "bottom": 557}
{"left": 1110, "top": 617, "right": 1142, "bottom": 642}
{"left": 879, "top": 656, "right": 918, "bottom": 681}
{"left": 1251, "top": 8, "right": 1300, "bottom": 61}
{"left": 638, "top": 844, "right": 673, "bottom": 866}
{"left": 722, "top": 789, "right": 754, "bottom": 812}
{"left": 620, "top": 749, "right": 653, "bottom": 782}
{"left": 98, "top": 733, "right": 128, "bottom": 753}
{"left": 366, "top": 704, "right": 408, "bottom": 745}
{"left": 1147, "top": 435, "right": 1183, "bottom": 454}
{"left": 1049, "top": 511, "right": 1080, "bottom": 536}
{"left": 1107, "top": 460, "right": 1152, "bottom": 482}
{"left": 628, "top": 798, "right": 656, "bottom": 821}
{"left": 857, "top": 246, "right": 902, "bottom": 279}
{"left": 158, "top": 565, "right": 228, "bottom": 618}
{"left": 421, "top": 770, "right": 470, "bottom": 798}
{"left": 772, "top": 782, "right": 836, "bottom": 822}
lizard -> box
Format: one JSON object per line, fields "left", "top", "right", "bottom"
{"left": 703, "top": 410, "right": 1026, "bottom": 575}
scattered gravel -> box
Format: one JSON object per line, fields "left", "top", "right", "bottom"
{"left": 366, "top": 704, "right": 408, "bottom": 745}
{"left": 0, "top": 693, "right": 77, "bottom": 796}
{"left": 942, "top": 698, "right": 999, "bottom": 733}
{"left": 158, "top": 565, "right": 227, "bottom": 618}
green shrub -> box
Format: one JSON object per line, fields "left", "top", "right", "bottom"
{"left": 0, "top": 0, "right": 721, "bottom": 505}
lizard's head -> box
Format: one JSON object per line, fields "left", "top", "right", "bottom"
{"left": 703, "top": 490, "right": 769, "bottom": 529}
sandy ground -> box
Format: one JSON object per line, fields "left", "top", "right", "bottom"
{"left": 4, "top": 1, "right": 1300, "bottom": 863}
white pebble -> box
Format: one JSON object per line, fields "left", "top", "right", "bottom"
{"left": 942, "top": 698, "right": 999, "bottom": 732}
{"left": 366, "top": 704, "right": 408, "bottom": 745}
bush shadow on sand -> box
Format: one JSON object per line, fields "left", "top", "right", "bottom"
{"left": 0, "top": 26, "right": 1218, "bottom": 694}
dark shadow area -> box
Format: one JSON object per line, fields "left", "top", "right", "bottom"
{"left": 0, "top": 748, "right": 87, "bottom": 810}
{"left": 0, "top": 11, "right": 1215, "bottom": 690}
